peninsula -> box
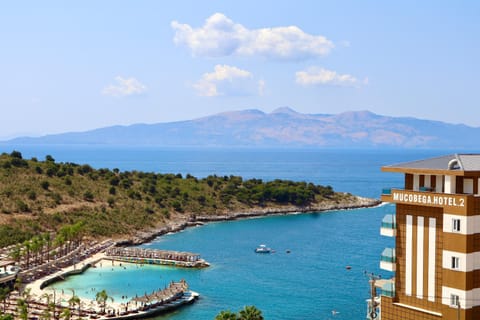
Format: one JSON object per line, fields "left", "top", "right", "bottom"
{"left": 0, "top": 150, "right": 379, "bottom": 247}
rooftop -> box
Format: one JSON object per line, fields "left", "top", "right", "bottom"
{"left": 382, "top": 154, "right": 480, "bottom": 174}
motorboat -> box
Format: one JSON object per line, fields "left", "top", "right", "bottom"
{"left": 255, "top": 244, "right": 272, "bottom": 253}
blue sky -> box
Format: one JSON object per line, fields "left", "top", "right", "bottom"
{"left": 1, "top": 1, "right": 479, "bottom": 139}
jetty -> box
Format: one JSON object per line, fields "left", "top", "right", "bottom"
{"left": 104, "top": 247, "right": 210, "bottom": 268}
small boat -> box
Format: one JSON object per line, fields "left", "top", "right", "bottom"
{"left": 255, "top": 244, "right": 272, "bottom": 253}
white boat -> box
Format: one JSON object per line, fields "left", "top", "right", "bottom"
{"left": 255, "top": 244, "right": 272, "bottom": 253}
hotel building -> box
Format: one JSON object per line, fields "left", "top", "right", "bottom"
{"left": 377, "top": 154, "right": 480, "bottom": 320}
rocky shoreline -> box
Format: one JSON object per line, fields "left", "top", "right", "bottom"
{"left": 121, "top": 195, "right": 381, "bottom": 246}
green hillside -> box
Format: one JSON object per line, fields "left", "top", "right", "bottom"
{"left": 0, "top": 151, "right": 357, "bottom": 247}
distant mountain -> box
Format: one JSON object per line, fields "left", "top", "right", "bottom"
{"left": 4, "top": 108, "right": 480, "bottom": 149}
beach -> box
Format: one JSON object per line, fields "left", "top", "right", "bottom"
{"left": 0, "top": 195, "right": 380, "bottom": 319}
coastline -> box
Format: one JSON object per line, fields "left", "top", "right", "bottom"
{"left": 6, "top": 195, "right": 379, "bottom": 319}
{"left": 124, "top": 195, "right": 381, "bottom": 245}
{"left": 24, "top": 254, "right": 198, "bottom": 319}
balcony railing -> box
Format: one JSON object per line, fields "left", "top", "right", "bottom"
{"left": 381, "top": 281, "right": 395, "bottom": 298}
{"left": 380, "top": 247, "right": 396, "bottom": 272}
{"left": 381, "top": 214, "right": 396, "bottom": 229}
{"left": 381, "top": 248, "right": 396, "bottom": 263}
{"left": 381, "top": 214, "right": 396, "bottom": 237}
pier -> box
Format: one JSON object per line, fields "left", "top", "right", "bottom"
{"left": 104, "top": 247, "right": 210, "bottom": 268}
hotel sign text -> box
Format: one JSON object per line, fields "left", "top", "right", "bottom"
{"left": 392, "top": 191, "right": 465, "bottom": 208}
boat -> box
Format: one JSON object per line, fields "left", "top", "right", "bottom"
{"left": 255, "top": 244, "right": 272, "bottom": 253}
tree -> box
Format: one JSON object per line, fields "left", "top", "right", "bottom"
{"left": 54, "top": 233, "right": 66, "bottom": 257}
{"left": 68, "top": 290, "right": 81, "bottom": 318}
{"left": 44, "top": 232, "right": 52, "bottom": 263}
{"left": 215, "top": 310, "right": 238, "bottom": 320}
{"left": 16, "top": 298, "right": 28, "bottom": 320}
{"left": 0, "top": 287, "right": 10, "bottom": 314}
{"left": 238, "top": 306, "right": 264, "bottom": 320}
{"left": 22, "top": 241, "right": 31, "bottom": 269}
{"left": 95, "top": 289, "right": 109, "bottom": 314}
{"left": 60, "top": 307, "right": 71, "bottom": 320}
{"left": 10, "top": 151, "right": 22, "bottom": 159}
{"left": 83, "top": 190, "right": 94, "bottom": 202}
{"left": 40, "top": 180, "right": 50, "bottom": 190}
{"left": 13, "top": 276, "right": 23, "bottom": 294}
{"left": 40, "top": 292, "right": 54, "bottom": 320}
{"left": 215, "top": 306, "right": 263, "bottom": 320}
{"left": 31, "top": 236, "right": 41, "bottom": 265}
{"left": 9, "top": 244, "right": 22, "bottom": 265}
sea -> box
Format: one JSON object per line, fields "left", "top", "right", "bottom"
{"left": 0, "top": 145, "right": 472, "bottom": 319}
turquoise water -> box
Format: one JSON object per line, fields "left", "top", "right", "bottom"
{"left": 0, "top": 146, "right": 467, "bottom": 319}
{"left": 54, "top": 206, "right": 394, "bottom": 320}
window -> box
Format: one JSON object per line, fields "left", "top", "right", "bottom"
{"left": 451, "top": 256, "right": 460, "bottom": 270}
{"left": 450, "top": 294, "right": 460, "bottom": 307}
{"left": 452, "top": 219, "right": 461, "bottom": 232}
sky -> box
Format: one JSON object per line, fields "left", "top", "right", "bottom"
{"left": 1, "top": 1, "right": 479, "bottom": 139}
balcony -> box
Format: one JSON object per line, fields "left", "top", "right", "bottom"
{"left": 381, "top": 280, "right": 395, "bottom": 298}
{"left": 380, "top": 214, "right": 396, "bottom": 237}
{"left": 380, "top": 248, "right": 396, "bottom": 272}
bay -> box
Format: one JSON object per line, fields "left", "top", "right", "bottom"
{"left": 0, "top": 145, "right": 463, "bottom": 319}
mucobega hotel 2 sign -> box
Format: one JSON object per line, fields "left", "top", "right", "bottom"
{"left": 392, "top": 190, "right": 466, "bottom": 208}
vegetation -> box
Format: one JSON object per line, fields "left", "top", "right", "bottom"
{"left": 0, "top": 151, "right": 357, "bottom": 247}
{"left": 215, "top": 306, "right": 264, "bottom": 320}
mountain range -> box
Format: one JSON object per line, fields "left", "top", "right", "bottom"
{"left": 4, "top": 108, "right": 480, "bottom": 149}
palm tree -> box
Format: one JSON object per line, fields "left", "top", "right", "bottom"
{"left": 44, "top": 232, "right": 52, "bottom": 263}
{"left": 238, "top": 305, "right": 264, "bottom": 320}
{"left": 70, "top": 222, "right": 85, "bottom": 249}
{"left": 54, "top": 234, "right": 66, "bottom": 257}
{"left": 95, "top": 289, "right": 109, "bottom": 314}
{"left": 9, "top": 244, "right": 22, "bottom": 266}
{"left": 40, "top": 293, "right": 53, "bottom": 320}
{"left": 13, "top": 276, "right": 23, "bottom": 294}
{"left": 215, "top": 310, "right": 238, "bottom": 320}
{"left": 60, "top": 307, "right": 71, "bottom": 320}
{"left": 68, "top": 290, "right": 81, "bottom": 318}
{"left": 16, "top": 298, "right": 28, "bottom": 320}
{"left": 0, "top": 287, "right": 10, "bottom": 314}
{"left": 22, "top": 241, "right": 31, "bottom": 269}
{"left": 37, "top": 234, "right": 46, "bottom": 264}
{"left": 31, "top": 236, "right": 41, "bottom": 266}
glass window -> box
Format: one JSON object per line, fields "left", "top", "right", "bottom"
{"left": 452, "top": 219, "right": 461, "bottom": 232}
{"left": 451, "top": 256, "right": 460, "bottom": 269}
{"left": 450, "top": 294, "right": 460, "bottom": 307}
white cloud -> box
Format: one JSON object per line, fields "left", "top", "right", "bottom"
{"left": 102, "top": 76, "right": 147, "bottom": 97}
{"left": 194, "top": 64, "right": 262, "bottom": 97}
{"left": 172, "top": 13, "right": 334, "bottom": 60}
{"left": 295, "top": 67, "right": 364, "bottom": 87}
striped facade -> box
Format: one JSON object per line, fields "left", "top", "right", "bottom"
{"left": 378, "top": 154, "right": 480, "bottom": 320}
